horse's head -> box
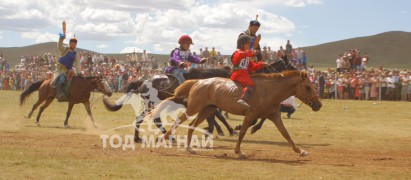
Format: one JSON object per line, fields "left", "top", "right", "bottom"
{"left": 295, "top": 71, "right": 322, "bottom": 111}
{"left": 92, "top": 75, "right": 113, "bottom": 97}
{"left": 258, "top": 60, "right": 297, "bottom": 74}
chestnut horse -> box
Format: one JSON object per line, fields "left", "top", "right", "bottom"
{"left": 20, "top": 76, "right": 113, "bottom": 128}
{"left": 150, "top": 70, "right": 322, "bottom": 158}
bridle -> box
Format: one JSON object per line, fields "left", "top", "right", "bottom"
{"left": 297, "top": 71, "right": 319, "bottom": 107}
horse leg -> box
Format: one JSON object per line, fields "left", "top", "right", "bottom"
{"left": 26, "top": 94, "right": 47, "bottom": 119}
{"left": 187, "top": 106, "right": 217, "bottom": 153}
{"left": 83, "top": 101, "right": 98, "bottom": 128}
{"left": 267, "top": 111, "right": 308, "bottom": 156}
{"left": 134, "top": 111, "right": 146, "bottom": 143}
{"left": 154, "top": 117, "right": 167, "bottom": 134}
{"left": 214, "top": 109, "right": 236, "bottom": 136}
{"left": 251, "top": 118, "right": 266, "bottom": 134}
{"left": 64, "top": 103, "right": 75, "bottom": 128}
{"left": 35, "top": 96, "right": 54, "bottom": 126}
{"left": 234, "top": 116, "right": 256, "bottom": 159}
{"left": 205, "top": 117, "right": 215, "bottom": 135}
{"left": 163, "top": 112, "right": 189, "bottom": 140}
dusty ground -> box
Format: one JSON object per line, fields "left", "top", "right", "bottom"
{"left": 0, "top": 90, "right": 410, "bottom": 179}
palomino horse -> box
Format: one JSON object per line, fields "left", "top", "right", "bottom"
{"left": 20, "top": 76, "right": 113, "bottom": 127}
{"left": 103, "top": 60, "right": 295, "bottom": 143}
{"left": 151, "top": 70, "right": 322, "bottom": 158}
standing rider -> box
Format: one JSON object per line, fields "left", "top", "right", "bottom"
{"left": 52, "top": 23, "right": 81, "bottom": 100}
{"left": 239, "top": 16, "right": 262, "bottom": 62}
{"left": 165, "top": 35, "right": 207, "bottom": 84}
{"left": 231, "top": 35, "right": 267, "bottom": 108}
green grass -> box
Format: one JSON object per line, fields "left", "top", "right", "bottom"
{"left": 0, "top": 90, "right": 410, "bottom": 179}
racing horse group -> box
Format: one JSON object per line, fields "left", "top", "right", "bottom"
{"left": 20, "top": 59, "right": 322, "bottom": 158}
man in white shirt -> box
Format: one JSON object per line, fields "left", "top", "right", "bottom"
{"left": 280, "top": 96, "right": 296, "bottom": 118}
{"left": 336, "top": 54, "right": 343, "bottom": 72}
{"left": 386, "top": 72, "right": 396, "bottom": 100}
{"left": 141, "top": 50, "right": 149, "bottom": 62}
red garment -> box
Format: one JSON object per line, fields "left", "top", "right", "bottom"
{"left": 230, "top": 49, "right": 263, "bottom": 87}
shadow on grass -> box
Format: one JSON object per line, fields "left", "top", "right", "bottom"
{"left": 157, "top": 150, "right": 309, "bottom": 165}
{"left": 219, "top": 138, "right": 331, "bottom": 147}
{"left": 25, "top": 125, "right": 87, "bottom": 131}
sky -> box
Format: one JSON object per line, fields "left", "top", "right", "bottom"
{"left": 0, "top": 0, "right": 410, "bottom": 54}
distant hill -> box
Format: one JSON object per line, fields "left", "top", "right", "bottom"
{"left": 0, "top": 42, "right": 170, "bottom": 67}
{"left": 303, "top": 31, "right": 411, "bottom": 69}
{"left": 1, "top": 31, "right": 411, "bottom": 69}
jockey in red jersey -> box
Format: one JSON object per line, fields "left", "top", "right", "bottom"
{"left": 231, "top": 35, "right": 267, "bottom": 108}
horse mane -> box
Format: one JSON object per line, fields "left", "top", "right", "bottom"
{"left": 251, "top": 70, "right": 307, "bottom": 79}
{"left": 184, "top": 67, "right": 230, "bottom": 79}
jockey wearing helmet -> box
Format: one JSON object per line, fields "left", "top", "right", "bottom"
{"left": 231, "top": 35, "right": 267, "bottom": 108}
{"left": 239, "top": 17, "right": 263, "bottom": 62}
{"left": 165, "top": 35, "right": 207, "bottom": 84}
{"left": 51, "top": 32, "right": 81, "bottom": 100}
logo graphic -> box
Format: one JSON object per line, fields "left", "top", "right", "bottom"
{"left": 101, "top": 79, "right": 214, "bottom": 150}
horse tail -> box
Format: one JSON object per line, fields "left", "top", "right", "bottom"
{"left": 148, "top": 80, "right": 198, "bottom": 121}
{"left": 103, "top": 80, "right": 144, "bottom": 112}
{"left": 103, "top": 97, "right": 123, "bottom": 111}
{"left": 123, "top": 80, "right": 144, "bottom": 93}
{"left": 168, "top": 79, "right": 199, "bottom": 101}
{"left": 20, "top": 80, "right": 44, "bottom": 106}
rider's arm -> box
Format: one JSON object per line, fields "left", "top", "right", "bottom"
{"left": 74, "top": 53, "right": 81, "bottom": 74}
{"left": 187, "top": 51, "right": 201, "bottom": 64}
{"left": 57, "top": 36, "right": 66, "bottom": 55}
{"left": 170, "top": 49, "right": 183, "bottom": 65}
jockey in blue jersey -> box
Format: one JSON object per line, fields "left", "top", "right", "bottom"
{"left": 239, "top": 18, "right": 263, "bottom": 62}
{"left": 51, "top": 32, "right": 81, "bottom": 100}
{"left": 165, "top": 35, "right": 207, "bottom": 84}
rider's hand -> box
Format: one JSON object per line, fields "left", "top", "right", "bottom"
{"left": 59, "top": 33, "right": 66, "bottom": 40}
{"left": 179, "top": 62, "right": 186, "bottom": 67}
{"left": 200, "top": 58, "right": 207, "bottom": 64}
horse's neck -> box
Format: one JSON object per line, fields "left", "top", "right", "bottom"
{"left": 266, "top": 76, "right": 299, "bottom": 103}
{"left": 76, "top": 77, "right": 95, "bottom": 91}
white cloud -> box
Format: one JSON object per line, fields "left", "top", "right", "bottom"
{"left": 97, "top": 44, "right": 108, "bottom": 48}
{"left": 120, "top": 47, "right": 145, "bottom": 54}
{"left": 21, "top": 31, "right": 58, "bottom": 43}
{"left": 1, "top": 0, "right": 315, "bottom": 53}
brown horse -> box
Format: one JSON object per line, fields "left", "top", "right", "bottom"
{"left": 20, "top": 76, "right": 113, "bottom": 128}
{"left": 150, "top": 70, "right": 322, "bottom": 158}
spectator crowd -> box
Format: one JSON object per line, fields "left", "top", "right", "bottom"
{"left": 1, "top": 42, "right": 411, "bottom": 102}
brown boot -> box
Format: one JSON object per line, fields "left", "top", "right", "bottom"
{"left": 237, "top": 86, "right": 252, "bottom": 108}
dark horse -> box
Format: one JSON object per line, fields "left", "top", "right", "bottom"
{"left": 103, "top": 59, "right": 295, "bottom": 142}
{"left": 20, "top": 76, "right": 113, "bottom": 128}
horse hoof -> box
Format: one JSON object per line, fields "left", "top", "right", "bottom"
{"left": 187, "top": 148, "right": 197, "bottom": 154}
{"left": 36, "top": 123, "right": 41, "bottom": 127}
{"left": 93, "top": 123, "right": 98, "bottom": 128}
{"left": 64, "top": 125, "right": 70, "bottom": 128}
{"left": 250, "top": 128, "right": 257, "bottom": 134}
{"left": 239, "top": 153, "right": 247, "bottom": 159}
{"left": 134, "top": 138, "right": 142, "bottom": 143}
{"left": 300, "top": 150, "right": 309, "bottom": 156}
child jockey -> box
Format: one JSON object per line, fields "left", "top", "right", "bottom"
{"left": 231, "top": 35, "right": 267, "bottom": 108}
{"left": 165, "top": 35, "right": 206, "bottom": 84}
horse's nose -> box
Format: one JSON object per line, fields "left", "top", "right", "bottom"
{"left": 107, "top": 92, "right": 113, "bottom": 97}
{"left": 318, "top": 104, "right": 322, "bottom": 109}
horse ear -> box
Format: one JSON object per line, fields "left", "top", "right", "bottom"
{"left": 300, "top": 70, "right": 308, "bottom": 80}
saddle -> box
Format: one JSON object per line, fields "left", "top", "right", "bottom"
{"left": 57, "top": 72, "right": 74, "bottom": 102}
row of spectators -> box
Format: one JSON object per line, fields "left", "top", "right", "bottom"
{"left": 309, "top": 63, "right": 411, "bottom": 101}
{"left": 2, "top": 46, "right": 411, "bottom": 102}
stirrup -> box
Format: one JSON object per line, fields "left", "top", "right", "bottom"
{"left": 237, "top": 99, "right": 250, "bottom": 108}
